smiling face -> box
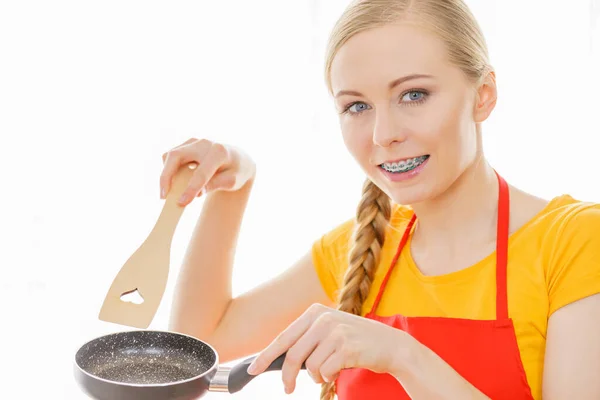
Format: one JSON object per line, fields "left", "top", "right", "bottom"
{"left": 330, "top": 22, "right": 492, "bottom": 205}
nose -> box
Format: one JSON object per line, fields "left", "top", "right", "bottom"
{"left": 372, "top": 109, "right": 407, "bottom": 147}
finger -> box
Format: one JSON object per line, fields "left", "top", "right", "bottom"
{"left": 304, "top": 336, "right": 337, "bottom": 384}
{"left": 247, "top": 318, "right": 312, "bottom": 377}
{"left": 319, "top": 351, "right": 345, "bottom": 383}
{"left": 247, "top": 306, "right": 326, "bottom": 376}
{"left": 177, "top": 144, "right": 228, "bottom": 206}
{"left": 160, "top": 139, "right": 211, "bottom": 198}
{"left": 281, "top": 317, "right": 332, "bottom": 393}
{"left": 160, "top": 144, "right": 203, "bottom": 198}
{"left": 161, "top": 138, "right": 197, "bottom": 163}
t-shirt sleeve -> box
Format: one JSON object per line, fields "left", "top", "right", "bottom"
{"left": 547, "top": 205, "right": 600, "bottom": 315}
{"left": 311, "top": 218, "right": 355, "bottom": 303}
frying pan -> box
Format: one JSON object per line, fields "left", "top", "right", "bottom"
{"left": 74, "top": 330, "right": 305, "bottom": 399}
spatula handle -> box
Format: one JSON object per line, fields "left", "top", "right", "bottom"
{"left": 150, "top": 162, "right": 198, "bottom": 241}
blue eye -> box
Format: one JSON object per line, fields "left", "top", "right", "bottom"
{"left": 402, "top": 91, "right": 426, "bottom": 102}
{"left": 347, "top": 102, "right": 370, "bottom": 114}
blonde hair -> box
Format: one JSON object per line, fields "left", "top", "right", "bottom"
{"left": 321, "top": 1, "right": 493, "bottom": 398}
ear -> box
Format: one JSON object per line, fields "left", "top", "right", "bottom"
{"left": 473, "top": 71, "right": 497, "bottom": 123}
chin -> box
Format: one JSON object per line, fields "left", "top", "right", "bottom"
{"left": 386, "top": 184, "right": 438, "bottom": 206}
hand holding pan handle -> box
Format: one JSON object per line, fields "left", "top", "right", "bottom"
{"left": 209, "top": 352, "right": 307, "bottom": 393}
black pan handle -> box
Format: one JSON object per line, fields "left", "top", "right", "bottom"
{"left": 228, "top": 352, "right": 306, "bottom": 393}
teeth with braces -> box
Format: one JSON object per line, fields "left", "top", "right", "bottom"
{"left": 380, "top": 156, "right": 428, "bottom": 173}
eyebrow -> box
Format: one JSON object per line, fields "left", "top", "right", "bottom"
{"left": 334, "top": 73, "right": 434, "bottom": 98}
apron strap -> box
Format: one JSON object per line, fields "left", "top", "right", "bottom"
{"left": 495, "top": 171, "right": 510, "bottom": 320}
{"left": 369, "top": 214, "right": 416, "bottom": 315}
{"left": 368, "top": 171, "right": 511, "bottom": 321}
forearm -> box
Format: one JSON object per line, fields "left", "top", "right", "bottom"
{"left": 169, "top": 178, "right": 254, "bottom": 339}
{"left": 391, "top": 333, "right": 490, "bottom": 400}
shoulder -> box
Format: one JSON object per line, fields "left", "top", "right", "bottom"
{"left": 515, "top": 193, "right": 600, "bottom": 239}
{"left": 532, "top": 194, "right": 600, "bottom": 315}
{"left": 553, "top": 198, "right": 600, "bottom": 231}
{"left": 537, "top": 194, "right": 600, "bottom": 249}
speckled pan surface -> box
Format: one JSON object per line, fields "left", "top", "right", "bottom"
{"left": 75, "top": 330, "right": 217, "bottom": 385}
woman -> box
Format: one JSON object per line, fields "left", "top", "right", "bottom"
{"left": 164, "top": 0, "right": 600, "bottom": 399}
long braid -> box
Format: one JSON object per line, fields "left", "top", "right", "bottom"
{"left": 320, "top": 178, "right": 391, "bottom": 399}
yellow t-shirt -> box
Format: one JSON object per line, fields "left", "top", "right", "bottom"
{"left": 311, "top": 194, "right": 600, "bottom": 400}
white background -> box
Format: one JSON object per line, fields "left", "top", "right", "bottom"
{"left": 0, "top": 0, "right": 598, "bottom": 399}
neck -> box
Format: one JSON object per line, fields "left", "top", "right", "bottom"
{"left": 411, "top": 156, "right": 500, "bottom": 248}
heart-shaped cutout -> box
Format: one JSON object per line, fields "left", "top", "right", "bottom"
{"left": 120, "top": 288, "right": 144, "bottom": 304}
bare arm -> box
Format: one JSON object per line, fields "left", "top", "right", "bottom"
{"left": 209, "top": 251, "right": 334, "bottom": 362}
{"left": 168, "top": 164, "right": 332, "bottom": 363}
{"left": 164, "top": 138, "right": 333, "bottom": 363}
{"left": 168, "top": 178, "right": 254, "bottom": 341}
{"left": 169, "top": 182, "right": 333, "bottom": 362}
{"left": 542, "top": 293, "right": 600, "bottom": 399}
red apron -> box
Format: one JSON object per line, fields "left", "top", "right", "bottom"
{"left": 335, "top": 173, "right": 534, "bottom": 399}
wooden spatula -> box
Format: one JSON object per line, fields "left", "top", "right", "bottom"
{"left": 98, "top": 162, "right": 198, "bottom": 328}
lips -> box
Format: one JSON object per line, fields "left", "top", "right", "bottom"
{"left": 378, "top": 155, "right": 430, "bottom": 181}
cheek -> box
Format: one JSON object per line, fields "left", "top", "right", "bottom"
{"left": 340, "top": 117, "right": 374, "bottom": 163}
{"left": 416, "top": 102, "right": 457, "bottom": 141}
{"left": 418, "top": 98, "right": 474, "bottom": 159}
